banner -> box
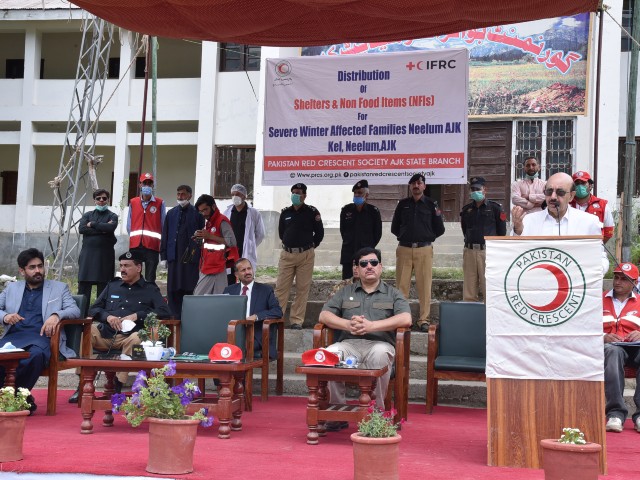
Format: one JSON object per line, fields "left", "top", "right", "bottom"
{"left": 263, "top": 50, "right": 468, "bottom": 186}
{"left": 302, "top": 13, "right": 590, "bottom": 116}
{"left": 485, "top": 238, "right": 603, "bottom": 381}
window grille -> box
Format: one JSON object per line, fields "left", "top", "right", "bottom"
{"left": 514, "top": 119, "right": 574, "bottom": 180}
{"left": 214, "top": 146, "right": 255, "bottom": 197}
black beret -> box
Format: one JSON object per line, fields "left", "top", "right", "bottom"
{"left": 119, "top": 251, "right": 143, "bottom": 263}
{"left": 469, "top": 176, "right": 486, "bottom": 187}
{"left": 352, "top": 179, "right": 369, "bottom": 191}
{"left": 291, "top": 183, "right": 307, "bottom": 193}
{"left": 408, "top": 173, "right": 425, "bottom": 184}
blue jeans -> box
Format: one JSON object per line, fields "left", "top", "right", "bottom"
{"left": 604, "top": 343, "right": 640, "bottom": 423}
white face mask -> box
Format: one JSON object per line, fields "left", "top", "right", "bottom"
{"left": 232, "top": 195, "right": 244, "bottom": 207}
{"left": 177, "top": 199, "right": 189, "bottom": 207}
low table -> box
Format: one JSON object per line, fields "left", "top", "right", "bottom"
{"left": 295, "top": 365, "right": 388, "bottom": 445}
{"left": 66, "top": 357, "right": 262, "bottom": 439}
{"left": 0, "top": 351, "right": 30, "bottom": 388}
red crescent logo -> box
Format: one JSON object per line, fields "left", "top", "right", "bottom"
{"left": 525, "top": 264, "right": 570, "bottom": 312}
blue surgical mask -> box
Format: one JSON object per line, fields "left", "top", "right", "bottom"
{"left": 575, "top": 184, "right": 589, "bottom": 199}
{"left": 291, "top": 194, "right": 302, "bottom": 206}
{"left": 141, "top": 186, "right": 153, "bottom": 196}
{"left": 95, "top": 205, "right": 108, "bottom": 212}
{"left": 353, "top": 196, "right": 365, "bottom": 206}
{"left": 525, "top": 172, "right": 539, "bottom": 180}
{"left": 470, "top": 191, "right": 485, "bottom": 202}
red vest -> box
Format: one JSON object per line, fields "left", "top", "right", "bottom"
{"left": 571, "top": 195, "right": 612, "bottom": 242}
{"left": 200, "top": 209, "right": 238, "bottom": 275}
{"left": 129, "top": 196, "right": 163, "bottom": 252}
{"left": 602, "top": 292, "right": 640, "bottom": 338}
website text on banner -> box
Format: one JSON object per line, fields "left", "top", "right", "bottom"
{"left": 263, "top": 49, "right": 469, "bottom": 186}
{"left": 485, "top": 237, "right": 603, "bottom": 381}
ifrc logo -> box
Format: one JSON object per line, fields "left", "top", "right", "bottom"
{"left": 504, "top": 248, "right": 585, "bottom": 327}
{"left": 275, "top": 60, "right": 292, "bottom": 78}
{"left": 221, "top": 346, "right": 232, "bottom": 358}
{"left": 314, "top": 350, "right": 326, "bottom": 363}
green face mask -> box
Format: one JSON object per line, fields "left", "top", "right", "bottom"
{"left": 525, "top": 172, "right": 539, "bottom": 180}
{"left": 575, "top": 185, "right": 589, "bottom": 199}
{"left": 291, "top": 194, "right": 302, "bottom": 206}
{"left": 470, "top": 191, "right": 485, "bottom": 202}
{"left": 95, "top": 205, "right": 109, "bottom": 212}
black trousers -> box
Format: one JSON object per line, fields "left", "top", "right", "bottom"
{"left": 130, "top": 247, "right": 159, "bottom": 283}
{"left": 341, "top": 263, "right": 354, "bottom": 280}
{"left": 167, "top": 289, "right": 193, "bottom": 319}
{"left": 0, "top": 344, "right": 49, "bottom": 390}
{"left": 78, "top": 281, "right": 107, "bottom": 309}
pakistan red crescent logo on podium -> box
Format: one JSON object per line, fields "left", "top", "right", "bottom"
{"left": 504, "top": 248, "right": 586, "bottom": 327}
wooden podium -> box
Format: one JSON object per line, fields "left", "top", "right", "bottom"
{"left": 485, "top": 236, "right": 606, "bottom": 473}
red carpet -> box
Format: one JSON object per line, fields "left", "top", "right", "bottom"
{"left": 3, "top": 389, "right": 639, "bottom": 479}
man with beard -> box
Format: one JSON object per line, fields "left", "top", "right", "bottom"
{"left": 0, "top": 248, "right": 80, "bottom": 414}
{"left": 511, "top": 156, "right": 546, "bottom": 215}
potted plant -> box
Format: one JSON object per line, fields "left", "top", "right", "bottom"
{"left": 540, "top": 428, "right": 602, "bottom": 480}
{"left": 137, "top": 312, "right": 171, "bottom": 361}
{"left": 350, "top": 401, "right": 403, "bottom": 480}
{"left": 111, "top": 360, "right": 213, "bottom": 474}
{"left": 0, "top": 386, "right": 31, "bottom": 462}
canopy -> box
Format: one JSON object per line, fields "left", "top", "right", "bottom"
{"left": 69, "top": 0, "right": 601, "bottom": 46}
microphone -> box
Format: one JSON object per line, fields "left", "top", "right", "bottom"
{"left": 553, "top": 202, "right": 561, "bottom": 236}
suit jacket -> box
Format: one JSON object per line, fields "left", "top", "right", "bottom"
{"left": 223, "top": 282, "right": 282, "bottom": 359}
{"left": 0, "top": 280, "right": 81, "bottom": 358}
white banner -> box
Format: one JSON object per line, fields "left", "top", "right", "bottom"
{"left": 485, "top": 238, "right": 604, "bottom": 381}
{"left": 263, "top": 50, "right": 468, "bottom": 186}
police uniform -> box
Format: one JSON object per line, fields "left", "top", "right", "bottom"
{"left": 88, "top": 252, "right": 171, "bottom": 383}
{"left": 274, "top": 183, "right": 324, "bottom": 328}
{"left": 339, "top": 180, "right": 382, "bottom": 279}
{"left": 460, "top": 177, "right": 507, "bottom": 302}
{"left": 390, "top": 174, "right": 445, "bottom": 328}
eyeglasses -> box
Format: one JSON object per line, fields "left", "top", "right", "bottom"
{"left": 543, "top": 188, "right": 568, "bottom": 197}
{"left": 94, "top": 196, "right": 108, "bottom": 201}
{"left": 358, "top": 259, "right": 380, "bottom": 268}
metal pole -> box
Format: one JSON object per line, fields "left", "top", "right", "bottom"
{"left": 623, "top": 0, "right": 640, "bottom": 262}
{"left": 137, "top": 37, "right": 151, "bottom": 196}
{"left": 151, "top": 36, "right": 158, "bottom": 183}
{"left": 593, "top": 9, "right": 604, "bottom": 197}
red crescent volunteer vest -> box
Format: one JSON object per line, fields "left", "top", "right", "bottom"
{"left": 129, "top": 196, "right": 163, "bottom": 252}
{"left": 200, "top": 209, "right": 238, "bottom": 275}
{"left": 602, "top": 293, "right": 640, "bottom": 338}
{"left": 571, "top": 195, "right": 612, "bottom": 241}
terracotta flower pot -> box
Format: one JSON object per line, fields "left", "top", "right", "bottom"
{"left": 146, "top": 417, "right": 200, "bottom": 474}
{"left": 540, "top": 438, "right": 602, "bottom": 480}
{"left": 0, "top": 410, "right": 30, "bottom": 462}
{"left": 351, "top": 432, "right": 402, "bottom": 480}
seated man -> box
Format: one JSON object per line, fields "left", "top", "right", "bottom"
{"left": 87, "top": 251, "right": 171, "bottom": 393}
{"left": 319, "top": 247, "right": 411, "bottom": 430}
{"left": 0, "top": 248, "right": 80, "bottom": 414}
{"left": 223, "top": 258, "right": 283, "bottom": 359}
{"left": 603, "top": 262, "right": 640, "bottom": 433}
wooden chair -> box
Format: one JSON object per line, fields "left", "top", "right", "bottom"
{"left": 44, "top": 294, "right": 93, "bottom": 416}
{"left": 179, "top": 295, "right": 258, "bottom": 410}
{"left": 426, "top": 302, "right": 486, "bottom": 414}
{"left": 313, "top": 324, "right": 411, "bottom": 423}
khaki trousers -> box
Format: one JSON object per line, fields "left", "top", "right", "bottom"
{"left": 462, "top": 248, "right": 486, "bottom": 302}
{"left": 91, "top": 324, "right": 141, "bottom": 383}
{"left": 274, "top": 248, "right": 315, "bottom": 326}
{"left": 395, "top": 245, "right": 433, "bottom": 326}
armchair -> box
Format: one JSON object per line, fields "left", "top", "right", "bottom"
{"left": 426, "top": 302, "right": 486, "bottom": 414}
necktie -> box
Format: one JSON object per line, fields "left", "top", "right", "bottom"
{"left": 241, "top": 285, "right": 248, "bottom": 296}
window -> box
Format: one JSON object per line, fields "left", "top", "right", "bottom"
{"left": 5, "top": 59, "right": 24, "bottom": 79}
{"left": 214, "top": 146, "right": 255, "bottom": 197}
{"left": 219, "top": 43, "right": 261, "bottom": 72}
{"left": 514, "top": 119, "right": 574, "bottom": 179}
{"left": 108, "top": 58, "right": 120, "bottom": 79}
{"left": 623, "top": 0, "right": 633, "bottom": 52}
{"left": 135, "top": 57, "right": 146, "bottom": 78}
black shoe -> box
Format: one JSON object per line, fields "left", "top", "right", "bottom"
{"left": 26, "top": 395, "right": 37, "bottom": 416}
{"left": 290, "top": 324, "right": 302, "bottom": 330}
{"left": 419, "top": 323, "right": 430, "bottom": 332}
{"left": 324, "top": 421, "right": 348, "bottom": 432}
{"left": 68, "top": 388, "right": 80, "bottom": 404}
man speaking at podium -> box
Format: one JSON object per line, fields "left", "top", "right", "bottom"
{"left": 602, "top": 263, "right": 640, "bottom": 433}
{"left": 511, "top": 172, "right": 601, "bottom": 237}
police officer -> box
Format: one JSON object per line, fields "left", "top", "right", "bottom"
{"left": 274, "top": 183, "right": 324, "bottom": 330}
{"left": 391, "top": 173, "right": 445, "bottom": 332}
{"left": 88, "top": 251, "right": 171, "bottom": 390}
{"left": 339, "top": 179, "right": 382, "bottom": 280}
{"left": 460, "top": 177, "right": 506, "bottom": 302}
